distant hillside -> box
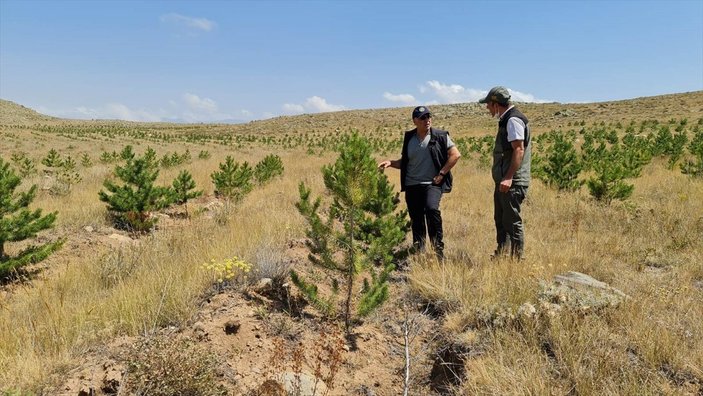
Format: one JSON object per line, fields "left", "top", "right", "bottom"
{"left": 0, "top": 99, "right": 58, "bottom": 124}
{"left": 2, "top": 91, "right": 702, "bottom": 136}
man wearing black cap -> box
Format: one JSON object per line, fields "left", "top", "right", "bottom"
{"left": 479, "top": 86, "right": 531, "bottom": 260}
{"left": 378, "top": 106, "right": 461, "bottom": 260}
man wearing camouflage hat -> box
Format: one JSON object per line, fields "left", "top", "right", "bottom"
{"left": 378, "top": 106, "right": 461, "bottom": 260}
{"left": 479, "top": 86, "right": 531, "bottom": 260}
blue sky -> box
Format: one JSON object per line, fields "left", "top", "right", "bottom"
{"left": 1, "top": 0, "right": 702, "bottom": 122}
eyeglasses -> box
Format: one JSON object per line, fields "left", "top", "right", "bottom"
{"left": 419, "top": 114, "right": 432, "bottom": 120}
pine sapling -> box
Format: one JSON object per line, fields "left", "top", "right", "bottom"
{"left": 292, "top": 132, "right": 409, "bottom": 334}
{"left": 1, "top": 158, "right": 63, "bottom": 278}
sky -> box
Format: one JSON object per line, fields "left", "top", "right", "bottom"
{"left": 1, "top": 0, "right": 702, "bottom": 123}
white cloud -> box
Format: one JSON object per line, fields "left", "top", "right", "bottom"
{"left": 160, "top": 13, "right": 217, "bottom": 32}
{"left": 305, "top": 96, "right": 345, "bottom": 112}
{"left": 421, "top": 80, "right": 485, "bottom": 104}
{"left": 383, "top": 92, "right": 416, "bottom": 105}
{"left": 505, "top": 89, "right": 549, "bottom": 103}
{"left": 182, "top": 93, "right": 218, "bottom": 113}
{"left": 44, "top": 103, "right": 164, "bottom": 122}
{"left": 419, "top": 80, "right": 548, "bottom": 104}
{"left": 282, "top": 96, "right": 346, "bottom": 114}
{"left": 282, "top": 103, "right": 305, "bottom": 114}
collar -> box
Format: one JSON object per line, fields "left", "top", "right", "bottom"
{"left": 498, "top": 105, "right": 515, "bottom": 121}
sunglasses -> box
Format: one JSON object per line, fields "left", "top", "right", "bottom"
{"left": 419, "top": 114, "right": 432, "bottom": 120}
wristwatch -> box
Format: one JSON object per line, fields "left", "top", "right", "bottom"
{"left": 439, "top": 171, "right": 446, "bottom": 176}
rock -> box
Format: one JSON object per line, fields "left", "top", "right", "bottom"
{"left": 203, "top": 201, "right": 224, "bottom": 212}
{"left": 224, "top": 320, "right": 241, "bottom": 335}
{"left": 517, "top": 302, "right": 537, "bottom": 318}
{"left": 253, "top": 379, "right": 286, "bottom": 396}
{"left": 540, "top": 271, "right": 629, "bottom": 312}
{"left": 280, "top": 372, "right": 327, "bottom": 395}
{"left": 108, "top": 233, "right": 133, "bottom": 244}
{"left": 84, "top": 225, "right": 94, "bottom": 233}
{"left": 254, "top": 278, "right": 273, "bottom": 293}
{"left": 288, "top": 238, "right": 307, "bottom": 248}
{"left": 193, "top": 321, "right": 206, "bottom": 333}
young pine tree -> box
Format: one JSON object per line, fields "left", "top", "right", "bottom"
{"left": 292, "top": 132, "right": 409, "bottom": 334}
{"left": 681, "top": 125, "right": 703, "bottom": 177}
{"left": 254, "top": 154, "right": 284, "bottom": 185}
{"left": 586, "top": 144, "right": 638, "bottom": 204}
{"left": 98, "top": 149, "right": 173, "bottom": 232}
{"left": 210, "top": 156, "right": 254, "bottom": 201}
{"left": 41, "top": 148, "right": 62, "bottom": 168}
{"left": 1, "top": 158, "right": 63, "bottom": 278}
{"left": 536, "top": 132, "right": 584, "bottom": 191}
{"left": 171, "top": 170, "right": 203, "bottom": 217}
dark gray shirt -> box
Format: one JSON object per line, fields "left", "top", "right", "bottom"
{"left": 405, "top": 133, "right": 455, "bottom": 186}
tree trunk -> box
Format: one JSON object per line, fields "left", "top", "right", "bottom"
{"left": 344, "top": 210, "right": 355, "bottom": 334}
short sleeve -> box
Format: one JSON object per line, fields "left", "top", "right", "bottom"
{"left": 507, "top": 117, "right": 526, "bottom": 142}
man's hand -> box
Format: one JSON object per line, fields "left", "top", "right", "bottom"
{"left": 378, "top": 159, "right": 399, "bottom": 170}
{"left": 499, "top": 178, "right": 513, "bottom": 193}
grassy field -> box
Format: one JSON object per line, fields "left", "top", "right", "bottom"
{"left": 1, "top": 92, "right": 702, "bottom": 395}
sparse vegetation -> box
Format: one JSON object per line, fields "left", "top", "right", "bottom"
{"left": 0, "top": 95, "right": 701, "bottom": 394}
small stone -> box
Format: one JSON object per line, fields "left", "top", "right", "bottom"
{"left": 193, "top": 321, "right": 206, "bottom": 333}
{"left": 518, "top": 303, "right": 537, "bottom": 318}
{"left": 84, "top": 226, "right": 94, "bottom": 233}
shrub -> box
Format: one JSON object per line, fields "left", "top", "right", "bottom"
{"left": 98, "top": 149, "right": 173, "bottom": 232}
{"left": 124, "top": 336, "right": 228, "bottom": 396}
{"left": 292, "top": 132, "right": 409, "bottom": 333}
{"left": 210, "top": 156, "right": 253, "bottom": 201}
{"left": 41, "top": 148, "right": 62, "bottom": 168}
{"left": 1, "top": 157, "right": 63, "bottom": 278}
{"left": 254, "top": 154, "right": 284, "bottom": 185}
{"left": 535, "top": 132, "right": 583, "bottom": 191}
{"left": 681, "top": 126, "right": 703, "bottom": 177}
{"left": 170, "top": 169, "right": 203, "bottom": 205}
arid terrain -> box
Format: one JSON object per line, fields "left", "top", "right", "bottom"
{"left": 1, "top": 91, "right": 702, "bottom": 395}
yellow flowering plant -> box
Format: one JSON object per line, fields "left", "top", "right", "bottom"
{"left": 201, "top": 256, "right": 252, "bottom": 289}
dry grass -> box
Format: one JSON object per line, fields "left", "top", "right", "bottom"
{"left": 1, "top": 93, "right": 702, "bottom": 394}
{"left": 409, "top": 155, "right": 703, "bottom": 394}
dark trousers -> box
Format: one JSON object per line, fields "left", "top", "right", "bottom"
{"left": 494, "top": 184, "right": 528, "bottom": 259}
{"left": 405, "top": 184, "right": 444, "bottom": 258}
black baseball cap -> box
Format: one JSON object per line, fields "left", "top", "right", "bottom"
{"left": 412, "top": 106, "right": 431, "bottom": 119}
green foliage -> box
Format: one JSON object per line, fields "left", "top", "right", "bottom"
{"left": 210, "top": 156, "right": 254, "bottom": 201}
{"left": 254, "top": 154, "right": 284, "bottom": 184}
{"left": 41, "top": 148, "right": 62, "bottom": 168}
{"left": 100, "top": 150, "right": 120, "bottom": 164}
{"left": 586, "top": 144, "right": 639, "bottom": 204}
{"left": 197, "top": 150, "right": 211, "bottom": 160}
{"left": 681, "top": 126, "right": 703, "bottom": 177}
{"left": 1, "top": 157, "right": 62, "bottom": 278}
{"left": 10, "top": 152, "right": 36, "bottom": 177}
{"left": 120, "top": 145, "right": 136, "bottom": 161}
{"left": 534, "top": 132, "right": 584, "bottom": 191}
{"left": 171, "top": 169, "right": 203, "bottom": 205}
{"left": 292, "top": 132, "right": 409, "bottom": 333}
{"left": 80, "top": 153, "right": 92, "bottom": 167}
{"left": 98, "top": 150, "right": 173, "bottom": 232}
